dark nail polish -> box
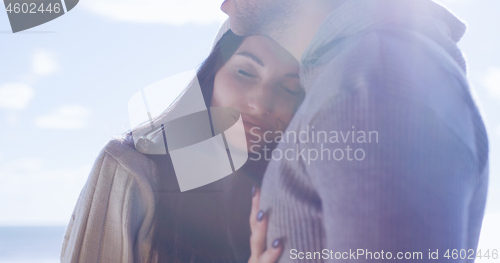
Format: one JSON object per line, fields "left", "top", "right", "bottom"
{"left": 252, "top": 186, "right": 256, "bottom": 197}
{"left": 272, "top": 238, "right": 281, "bottom": 248}
{"left": 257, "top": 210, "right": 264, "bottom": 222}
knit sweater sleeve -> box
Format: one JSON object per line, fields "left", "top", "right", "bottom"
{"left": 60, "top": 139, "right": 157, "bottom": 263}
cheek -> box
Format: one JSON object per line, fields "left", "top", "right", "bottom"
{"left": 273, "top": 97, "right": 301, "bottom": 130}
{"left": 212, "top": 70, "right": 246, "bottom": 109}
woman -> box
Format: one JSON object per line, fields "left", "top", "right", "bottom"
{"left": 61, "top": 22, "right": 302, "bottom": 263}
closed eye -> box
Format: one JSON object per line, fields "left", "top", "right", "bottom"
{"left": 282, "top": 86, "right": 302, "bottom": 96}
{"left": 238, "top": 70, "right": 256, "bottom": 78}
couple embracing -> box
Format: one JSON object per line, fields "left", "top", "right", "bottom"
{"left": 61, "top": 0, "right": 489, "bottom": 262}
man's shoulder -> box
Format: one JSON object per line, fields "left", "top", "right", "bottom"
{"left": 313, "top": 27, "right": 468, "bottom": 101}
{"left": 325, "top": 27, "right": 465, "bottom": 79}
{"left": 304, "top": 28, "right": 484, "bottom": 164}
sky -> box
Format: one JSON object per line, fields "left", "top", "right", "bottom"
{"left": 0, "top": 0, "right": 499, "bottom": 256}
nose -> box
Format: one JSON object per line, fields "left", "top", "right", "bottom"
{"left": 246, "top": 84, "right": 273, "bottom": 116}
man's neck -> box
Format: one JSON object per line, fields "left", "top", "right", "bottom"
{"left": 274, "top": 0, "right": 347, "bottom": 62}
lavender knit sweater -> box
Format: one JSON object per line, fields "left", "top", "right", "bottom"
{"left": 259, "top": 1, "right": 489, "bottom": 262}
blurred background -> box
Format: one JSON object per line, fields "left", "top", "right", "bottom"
{"left": 0, "top": 0, "right": 498, "bottom": 262}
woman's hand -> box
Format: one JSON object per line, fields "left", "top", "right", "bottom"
{"left": 248, "top": 187, "right": 283, "bottom": 263}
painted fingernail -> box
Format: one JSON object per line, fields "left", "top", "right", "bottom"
{"left": 257, "top": 210, "right": 264, "bottom": 222}
{"left": 272, "top": 238, "right": 281, "bottom": 248}
{"left": 252, "top": 186, "right": 256, "bottom": 197}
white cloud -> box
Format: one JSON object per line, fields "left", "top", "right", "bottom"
{"left": 0, "top": 82, "right": 34, "bottom": 110}
{"left": 35, "top": 106, "right": 91, "bottom": 130}
{"left": 481, "top": 67, "right": 500, "bottom": 100}
{"left": 32, "top": 49, "right": 58, "bottom": 76}
{"left": 80, "top": 0, "right": 227, "bottom": 25}
{"left": 0, "top": 158, "right": 91, "bottom": 226}
{"left": 495, "top": 125, "right": 500, "bottom": 138}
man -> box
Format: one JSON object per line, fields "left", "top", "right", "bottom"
{"left": 222, "top": 0, "right": 489, "bottom": 262}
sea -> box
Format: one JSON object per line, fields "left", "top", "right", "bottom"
{"left": 0, "top": 226, "right": 66, "bottom": 263}
{"left": 0, "top": 214, "right": 498, "bottom": 263}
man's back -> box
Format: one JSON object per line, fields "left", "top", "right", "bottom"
{"left": 259, "top": 1, "right": 489, "bottom": 262}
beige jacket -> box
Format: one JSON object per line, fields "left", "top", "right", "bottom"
{"left": 60, "top": 139, "right": 158, "bottom": 263}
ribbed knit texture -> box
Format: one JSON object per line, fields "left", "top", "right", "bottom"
{"left": 61, "top": 139, "right": 158, "bottom": 263}
{"left": 259, "top": 1, "right": 489, "bottom": 262}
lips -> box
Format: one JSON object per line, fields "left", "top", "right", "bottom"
{"left": 241, "top": 114, "right": 274, "bottom": 138}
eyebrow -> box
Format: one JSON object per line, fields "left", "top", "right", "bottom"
{"left": 235, "top": 51, "right": 265, "bottom": 67}
{"left": 236, "top": 52, "right": 300, "bottom": 78}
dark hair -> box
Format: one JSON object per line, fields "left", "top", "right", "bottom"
{"left": 146, "top": 30, "right": 247, "bottom": 263}
{"left": 197, "top": 30, "right": 245, "bottom": 109}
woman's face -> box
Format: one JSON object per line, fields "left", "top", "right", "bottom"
{"left": 211, "top": 35, "right": 303, "bottom": 150}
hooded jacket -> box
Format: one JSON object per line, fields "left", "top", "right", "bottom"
{"left": 259, "top": 0, "right": 489, "bottom": 262}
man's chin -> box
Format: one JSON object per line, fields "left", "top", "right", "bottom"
{"left": 220, "top": 0, "right": 230, "bottom": 14}
{"left": 220, "top": 1, "right": 244, "bottom": 35}
{"left": 227, "top": 19, "right": 259, "bottom": 37}
{"left": 220, "top": 0, "right": 260, "bottom": 36}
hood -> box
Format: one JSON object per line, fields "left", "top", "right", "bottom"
{"left": 302, "top": 0, "right": 468, "bottom": 73}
